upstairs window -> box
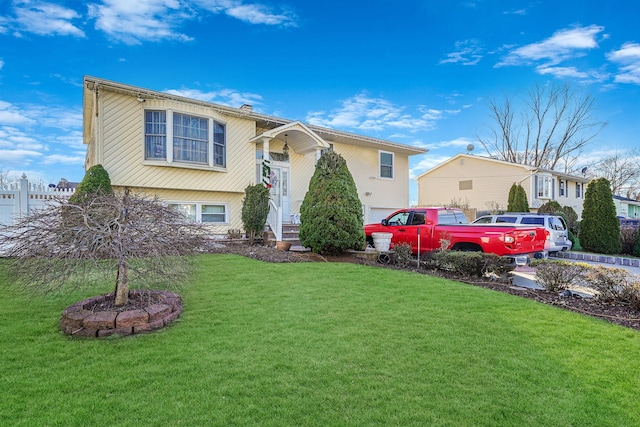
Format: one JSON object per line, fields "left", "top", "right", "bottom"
{"left": 173, "top": 113, "right": 208, "bottom": 164}
{"left": 535, "top": 174, "right": 552, "bottom": 199}
{"left": 144, "top": 110, "right": 226, "bottom": 168}
{"left": 379, "top": 151, "right": 394, "bottom": 179}
{"left": 559, "top": 180, "right": 565, "bottom": 197}
{"left": 576, "top": 183, "right": 582, "bottom": 198}
{"left": 145, "top": 111, "right": 167, "bottom": 160}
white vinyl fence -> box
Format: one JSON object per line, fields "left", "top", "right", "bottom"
{"left": 0, "top": 174, "right": 76, "bottom": 226}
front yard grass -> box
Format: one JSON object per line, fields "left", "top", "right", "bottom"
{"left": 1, "top": 253, "right": 639, "bottom": 426}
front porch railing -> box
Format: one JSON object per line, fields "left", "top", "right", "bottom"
{"left": 267, "top": 199, "right": 282, "bottom": 242}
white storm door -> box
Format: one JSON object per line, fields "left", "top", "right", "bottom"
{"left": 269, "top": 165, "right": 290, "bottom": 222}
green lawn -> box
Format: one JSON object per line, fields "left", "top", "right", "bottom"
{"left": 1, "top": 254, "right": 640, "bottom": 426}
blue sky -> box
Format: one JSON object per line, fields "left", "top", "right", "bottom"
{"left": 1, "top": 0, "right": 639, "bottom": 198}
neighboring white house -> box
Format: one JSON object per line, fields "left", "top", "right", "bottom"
{"left": 416, "top": 154, "right": 590, "bottom": 218}
{"left": 614, "top": 195, "right": 640, "bottom": 219}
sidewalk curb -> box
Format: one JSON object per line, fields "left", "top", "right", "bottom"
{"left": 552, "top": 251, "right": 640, "bottom": 267}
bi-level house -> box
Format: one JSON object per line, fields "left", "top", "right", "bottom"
{"left": 416, "top": 154, "right": 590, "bottom": 219}
{"left": 82, "top": 77, "right": 427, "bottom": 240}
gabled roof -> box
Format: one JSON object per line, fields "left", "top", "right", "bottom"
{"left": 83, "top": 76, "right": 427, "bottom": 157}
{"left": 249, "top": 121, "right": 330, "bottom": 155}
{"left": 416, "top": 153, "right": 590, "bottom": 183}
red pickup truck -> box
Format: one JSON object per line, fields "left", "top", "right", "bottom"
{"left": 364, "top": 207, "right": 547, "bottom": 260}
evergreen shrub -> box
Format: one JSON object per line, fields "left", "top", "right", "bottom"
{"left": 241, "top": 184, "right": 270, "bottom": 245}
{"left": 299, "top": 151, "right": 365, "bottom": 255}
{"left": 69, "top": 164, "right": 113, "bottom": 204}
{"left": 579, "top": 178, "right": 621, "bottom": 254}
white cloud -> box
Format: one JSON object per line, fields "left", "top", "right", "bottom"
{"left": 410, "top": 154, "right": 452, "bottom": 178}
{"left": 3, "top": 0, "right": 297, "bottom": 44}
{"left": 306, "top": 93, "right": 455, "bottom": 133}
{"left": 498, "top": 25, "right": 604, "bottom": 67}
{"left": 42, "top": 154, "right": 86, "bottom": 165}
{"left": 54, "top": 132, "right": 85, "bottom": 150}
{"left": 607, "top": 42, "right": 640, "bottom": 84}
{"left": 225, "top": 4, "right": 296, "bottom": 26}
{"left": 164, "top": 87, "right": 263, "bottom": 107}
{"left": 87, "top": 0, "right": 298, "bottom": 44}
{"left": 503, "top": 8, "right": 527, "bottom": 15}
{"left": 13, "top": 1, "right": 85, "bottom": 37}
{"left": 0, "top": 126, "right": 45, "bottom": 151}
{"left": 423, "top": 136, "right": 476, "bottom": 151}
{"left": 195, "top": 0, "right": 298, "bottom": 26}
{"left": 0, "top": 59, "right": 4, "bottom": 70}
{"left": 0, "top": 148, "right": 42, "bottom": 164}
{"left": 440, "top": 39, "right": 483, "bottom": 66}
{"left": 536, "top": 66, "right": 590, "bottom": 79}
{"left": 0, "top": 101, "right": 36, "bottom": 125}
{"left": 0, "top": 16, "right": 9, "bottom": 34}
{"left": 88, "top": 0, "right": 194, "bottom": 45}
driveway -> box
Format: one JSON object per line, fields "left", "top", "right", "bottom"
{"left": 511, "top": 251, "right": 640, "bottom": 296}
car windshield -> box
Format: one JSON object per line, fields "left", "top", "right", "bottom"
{"left": 386, "top": 211, "right": 410, "bottom": 225}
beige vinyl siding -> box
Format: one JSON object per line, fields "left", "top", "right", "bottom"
{"left": 118, "top": 186, "right": 245, "bottom": 235}
{"left": 333, "top": 142, "right": 410, "bottom": 224}
{"left": 98, "top": 91, "right": 256, "bottom": 194}
{"left": 288, "top": 142, "right": 411, "bottom": 223}
{"left": 418, "top": 156, "right": 530, "bottom": 211}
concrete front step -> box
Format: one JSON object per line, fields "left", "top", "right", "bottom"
{"left": 265, "top": 223, "right": 300, "bottom": 246}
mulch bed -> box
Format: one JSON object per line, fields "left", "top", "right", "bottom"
{"left": 210, "top": 241, "right": 640, "bottom": 331}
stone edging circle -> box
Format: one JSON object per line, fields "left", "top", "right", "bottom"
{"left": 60, "top": 290, "right": 182, "bottom": 338}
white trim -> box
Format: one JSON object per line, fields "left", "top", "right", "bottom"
{"left": 143, "top": 108, "right": 227, "bottom": 169}
{"left": 379, "top": 150, "right": 394, "bottom": 180}
{"left": 142, "top": 160, "right": 227, "bottom": 173}
{"left": 166, "top": 201, "right": 230, "bottom": 224}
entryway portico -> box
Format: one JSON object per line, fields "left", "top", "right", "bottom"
{"left": 250, "top": 121, "right": 331, "bottom": 241}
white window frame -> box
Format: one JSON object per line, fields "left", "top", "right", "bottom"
{"left": 144, "top": 109, "right": 227, "bottom": 171}
{"left": 379, "top": 150, "right": 394, "bottom": 180}
{"left": 535, "top": 174, "right": 552, "bottom": 199}
{"left": 168, "top": 202, "right": 229, "bottom": 224}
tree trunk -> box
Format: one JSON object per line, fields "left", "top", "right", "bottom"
{"left": 114, "top": 260, "right": 129, "bottom": 306}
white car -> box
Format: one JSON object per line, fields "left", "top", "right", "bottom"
{"left": 473, "top": 213, "right": 572, "bottom": 254}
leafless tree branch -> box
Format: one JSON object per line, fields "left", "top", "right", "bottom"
{"left": 476, "top": 83, "right": 607, "bottom": 171}
{"left": 0, "top": 191, "right": 208, "bottom": 306}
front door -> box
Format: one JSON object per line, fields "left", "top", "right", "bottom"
{"left": 269, "top": 165, "right": 290, "bottom": 222}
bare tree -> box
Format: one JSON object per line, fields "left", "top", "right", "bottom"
{"left": 477, "top": 83, "right": 607, "bottom": 171}
{"left": 0, "top": 169, "right": 13, "bottom": 188}
{"left": 590, "top": 150, "right": 640, "bottom": 198}
{"left": 0, "top": 191, "right": 207, "bottom": 306}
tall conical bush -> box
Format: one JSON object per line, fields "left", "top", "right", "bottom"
{"left": 299, "top": 151, "right": 365, "bottom": 255}
{"left": 579, "top": 178, "right": 621, "bottom": 254}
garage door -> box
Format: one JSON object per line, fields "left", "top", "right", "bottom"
{"left": 368, "top": 208, "right": 399, "bottom": 225}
